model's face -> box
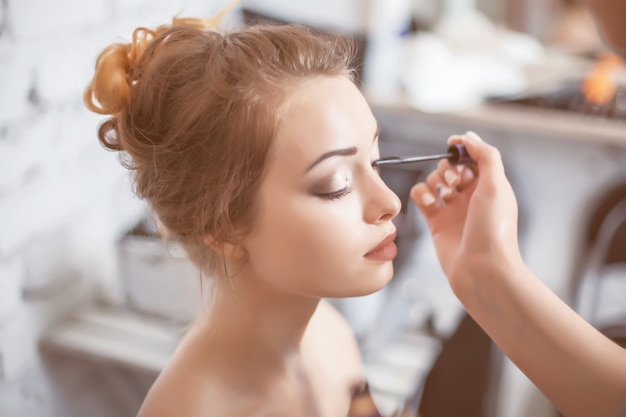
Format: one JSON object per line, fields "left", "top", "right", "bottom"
{"left": 241, "top": 76, "right": 401, "bottom": 298}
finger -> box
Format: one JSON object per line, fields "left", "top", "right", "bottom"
{"left": 426, "top": 168, "right": 455, "bottom": 201}
{"left": 436, "top": 158, "right": 461, "bottom": 188}
{"left": 448, "top": 131, "right": 505, "bottom": 181}
{"left": 457, "top": 165, "right": 476, "bottom": 190}
{"left": 410, "top": 182, "right": 437, "bottom": 212}
{"left": 439, "top": 162, "right": 476, "bottom": 192}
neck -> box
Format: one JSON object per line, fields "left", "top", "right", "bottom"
{"left": 201, "top": 267, "right": 321, "bottom": 371}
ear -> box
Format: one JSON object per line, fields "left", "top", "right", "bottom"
{"left": 203, "top": 235, "right": 247, "bottom": 262}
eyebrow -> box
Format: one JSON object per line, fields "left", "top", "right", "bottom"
{"left": 305, "top": 124, "right": 380, "bottom": 173}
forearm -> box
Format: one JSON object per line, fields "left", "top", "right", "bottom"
{"left": 456, "top": 258, "right": 626, "bottom": 417}
{"left": 414, "top": 132, "right": 626, "bottom": 415}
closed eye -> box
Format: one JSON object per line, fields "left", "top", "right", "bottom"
{"left": 316, "top": 186, "right": 354, "bottom": 201}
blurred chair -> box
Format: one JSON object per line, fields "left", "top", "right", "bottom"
{"left": 560, "top": 181, "right": 626, "bottom": 416}
{"left": 572, "top": 182, "right": 626, "bottom": 345}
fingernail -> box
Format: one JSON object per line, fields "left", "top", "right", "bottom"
{"left": 421, "top": 192, "right": 436, "bottom": 206}
{"left": 437, "top": 184, "right": 453, "bottom": 198}
{"left": 465, "top": 131, "right": 483, "bottom": 143}
{"left": 447, "top": 134, "right": 462, "bottom": 144}
{"left": 444, "top": 169, "right": 458, "bottom": 186}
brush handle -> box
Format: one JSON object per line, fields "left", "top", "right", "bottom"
{"left": 447, "top": 144, "right": 475, "bottom": 165}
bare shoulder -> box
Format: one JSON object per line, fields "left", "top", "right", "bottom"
{"left": 137, "top": 355, "right": 224, "bottom": 417}
{"left": 306, "top": 300, "right": 364, "bottom": 380}
{"left": 138, "top": 301, "right": 363, "bottom": 417}
{"left": 137, "top": 330, "right": 260, "bottom": 417}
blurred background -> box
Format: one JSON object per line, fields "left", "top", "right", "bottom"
{"left": 1, "top": 0, "right": 625, "bottom": 416}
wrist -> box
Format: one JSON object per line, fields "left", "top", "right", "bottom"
{"left": 449, "top": 249, "right": 527, "bottom": 311}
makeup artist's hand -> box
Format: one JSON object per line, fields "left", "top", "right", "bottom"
{"left": 410, "top": 132, "right": 523, "bottom": 295}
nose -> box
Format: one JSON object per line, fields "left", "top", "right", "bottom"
{"left": 363, "top": 170, "right": 402, "bottom": 224}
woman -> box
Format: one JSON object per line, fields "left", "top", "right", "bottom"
{"left": 85, "top": 15, "right": 400, "bottom": 416}
{"left": 84, "top": 10, "right": 626, "bottom": 417}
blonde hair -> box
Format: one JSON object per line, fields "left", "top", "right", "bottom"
{"left": 84, "top": 12, "right": 356, "bottom": 278}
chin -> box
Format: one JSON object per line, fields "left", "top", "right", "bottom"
{"left": 344, "top": 262, "right": 395, "bottom": 297}
{"left": 309, "top": 261, "right": 395, "bottom": 298}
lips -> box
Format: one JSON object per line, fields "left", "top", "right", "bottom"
{"left": 364, "top": 231, "right": 397, "bottom": 261}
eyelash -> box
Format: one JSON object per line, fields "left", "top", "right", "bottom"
{"left": 319, "top": 186, "right": 354, "bottom": 201}
{"left": 316, "top": 163, "right": 379, "bottom": 201}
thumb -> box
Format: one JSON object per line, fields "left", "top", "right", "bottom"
{"left": 449, "top": 131, "right": 505, "bottom": 183}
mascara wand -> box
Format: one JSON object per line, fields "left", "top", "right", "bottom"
{"left": 372, "top": 144, "right": 474, "bottom": 167}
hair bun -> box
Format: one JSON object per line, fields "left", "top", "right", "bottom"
{"left": 84, "top": 1, "right": 238, "bottom": 116}
{"left": 83, "top": 41, "right": 133, "bottom": 115}
{"left": 84, "top": 23, "right": 183, "bottom": 116}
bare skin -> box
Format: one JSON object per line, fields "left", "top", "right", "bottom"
{"left": 414, "top": 1, "right": 626, "bottom": 409}
{"left": 139, "top": 300, "right": 362, "bottom": 417}
{"left": 137, "top": 19, "right": 626, "bottom": 413}
{"left": 137, "top": 75, "right": 400, "bottom": 417}
{"left": 411, "top": 132, "right": 626, "bottom": 417}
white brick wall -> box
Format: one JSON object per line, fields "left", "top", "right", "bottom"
{"left": 0, "top": 0, "right": 230, "bottom": 386}
{"left": 0, "top": 309, "right": 35, "bottom": 380}
{"left": 0, "top": 258, "right": 24, "bottom": 320}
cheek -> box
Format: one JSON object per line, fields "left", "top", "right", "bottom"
{"left": 245, "top": 196, "right": 363, "bottom": 283}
